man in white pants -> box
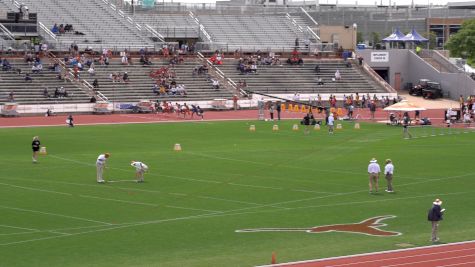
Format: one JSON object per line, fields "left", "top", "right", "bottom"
{"left": 96, "top": 153, "right": 110, "bottom": 183}
{"left": 131, "top": 161, "right": 148, "bottom": 183}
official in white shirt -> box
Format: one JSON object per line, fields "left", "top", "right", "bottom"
{"left": 327, "top": 113, "right": 335, "bottom": 134}
{"left": 131, "top": 161, "right": 148, "bottom": 183}
{"left": 96, "top": 153, "right": 110, "bottom": 183}
{"left": 367, "top": 158, "right": 381, "bottom": 193}
{"left": 384, "top": 159, "right": 395, "bottom": 192}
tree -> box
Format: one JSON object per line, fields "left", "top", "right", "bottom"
{"left": 370, "top": 32, "right": 381, "bottom": 47}
{"left": 446, "top": 18, "right": 475, "bottom": 63}
{"left": 357, "top": 32, "right": 364, "bottom": 44}
{"left": 421, "top": 31, "right": 437, "bottom": 49}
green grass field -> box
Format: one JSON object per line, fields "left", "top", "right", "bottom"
{"left": 1, "top": 120, "right": 474, "bottom": 267}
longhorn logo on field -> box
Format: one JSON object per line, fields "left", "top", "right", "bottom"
{"left": 236, "top": 215, "right": 401, "bottom": 237}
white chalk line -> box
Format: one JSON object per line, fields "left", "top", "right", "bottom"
{"left": 0, "top": 224, "right": 39, "bottom": 232}
{"left": 0, "top": 205, "right": 112, "bottom": 226}
{"left": 0, "top": 190, "right": 470, "bottom": 247}
{"left": 0, "top": 182, "right": 73, "bottom": 196}
{"left": 381, "top": 254, "right": 475, "bottom": 267}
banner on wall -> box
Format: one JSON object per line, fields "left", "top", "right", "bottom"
{"left": 371, "top": 52, "right": 389, "bottom": 62}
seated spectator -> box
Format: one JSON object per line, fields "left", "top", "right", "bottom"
{"left": 64, "top": 24, "right": 74, "bottom": 32}
{"left": 152, "top": 84, "right": 159, "bottom": 95}
{"left": 140, "top": 55, "right": 152, "bottom": 66}
{"left": 92, "top": 78, "right": 99, "bottom": 88}
{"left": 159, "top": 85, "right": 167, "bottom": 96}
{"left": 90, "top": 96, "right": 97, "bottom": 103}
{"left": 87, "top": 66, "right": 95, "bottom": 76}
{"left": 25, "top": 52, "right": 34, "bottom": 64}
{"left": 335, "top": 69, "right": 341, "bottom": 81}
{"left": 176, "top": 84, "right": 187, "bottom": 96}
{"left": 317, "top": 77, "right": 324, "bottom": 85}
{"left": 43, "top": 88, "right": 49, "bottom": 98}
{"left": 212, "top": 79, "right": 220, "bottom": 90}
{"left": 2, "top": 59, "right": 12, "bottom": 71}
{"left": 51, "top": 23, "right": 59, "bottom": 34}
{"left": 24, "top": 73, "right": 33, "bottom": 82}
{"left": 122, "top": 72, "right": 129, "bottom": 83}
{"left": 59, "top": 24, "right": 65, "bottom": 34}
{"left": 54, "top": 87, "right": 59, "bottom": 98}
{"left": 314, "top": 64, "right": 320, "bottom": 73}
{"left": 170, "top": 86, "right": 178, "bottom": 95}
{"left": 32, "top": 63, "right": 42, "bottom": 74}
{"left": 121, "top": 54, "right": 129, "bottom": 65}
{"left": 345, "top": 60, "right": 352, "bottom": 68}
{"left": 77, "top": 62, "right": 83, "bottom": 71}
{"left": 250, "top": 63, "right": 257, "bottom": 73}
{"left": 7, "top": 91, "right": 14, "bottom": 102}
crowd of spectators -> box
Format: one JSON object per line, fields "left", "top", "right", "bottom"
{"left": 51, "top": 23, "right": 75, "bottom": 35}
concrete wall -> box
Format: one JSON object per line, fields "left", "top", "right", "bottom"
{"left": 357, "top": 49, "right": 475, "bottom": 100}
{"left": 320, "top": 25, "right": 357, "bottom": 50}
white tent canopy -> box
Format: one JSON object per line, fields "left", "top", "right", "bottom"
{"left": 383, "top": 100, "right": 427, "bottom": 112}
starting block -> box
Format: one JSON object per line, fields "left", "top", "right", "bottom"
{"left": 314, "top": 124, "right": 320, "bottom": 130}
{"left": 354, "top": 123, "right": 360, "bottom": 129}
{"left": 293, "top": 105, "right": 300, "bottom": 112}
{"left": 39, "top": 147, "right": 47, "bottom": 155}
{"left": 174, "top": 143, "right": 182, "bottom": 151}
{"left": 272, "top": 125, "right": 279, "bottom": 131}
{"left": 336, "top": 124, "right": 343, "bottom": 130}
{"left": 249, "top": 125, "right": 256, "bottom": 131}
{"left": 292, "top": 124, "right": 299, "bottom": 131}
{"left": 281, "top": 104, "right": 286, "bottom": 112}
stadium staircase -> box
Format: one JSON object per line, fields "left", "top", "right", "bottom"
{"left": 219, "top": 59, "right": 388, "bottom": 95}
{"left": 11, "top": 0, "right": 154, "bottom": 51}
{"left": 0, "top": 59, "right": 91, "bottom": 104}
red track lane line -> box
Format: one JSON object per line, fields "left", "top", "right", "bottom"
{"left": 314, "top": 247, "right": 475, "bottom": 267}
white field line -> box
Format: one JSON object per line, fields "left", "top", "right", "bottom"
{"left": 1, "top": 190, "right": 471, "bottom": 247}
{"left": 79, "top": 194, "right": 220, "bottom": 213}
{"left": 0, "top": 224, "right": 39, "bottom": 231}
{"left": 0, "top": 182, "right": 73, "bottom": 196}
{"left": 256, "top": 240, "right": 475, "bottom": 267}
{"left": 439, "top": 261, "right": 475, "bottom": 267}
{"left": 197, "top": 196, "right": 268, "bottom": 206}
{"left": 0, "top": 205, "right": 112, "bottom": 226}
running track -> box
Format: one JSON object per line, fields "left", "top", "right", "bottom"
{"left": 0, "top": 108, "right": 449, "bottom": 128}
{"left": 257, "top": 241, "right": 475, "bottom": 267}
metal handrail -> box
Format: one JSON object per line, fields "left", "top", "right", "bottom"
{"left": 189, "top": 11, "right": 212, "bottom": 43}
{"left": 0, "top": 23, "right": 15, "bottom": 40}
{"left": 197, "top": 52, "right": 244, "bottom": 96}
{"left": 145, "top": 24, "right": 165, "bottom": 42}
{"left": 300, "top": 7, "right": 318, "bottom": 26}
{"left": 361, "top": 60, "right": 396, "bottom": 93}
{"left": 38, "top": 21, "right": 57, "bottom": 41}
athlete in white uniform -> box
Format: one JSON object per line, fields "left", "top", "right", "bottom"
{"left": 96, "top": 153, "right": 110, "bottom": 183}
{"left": 131, "top": 161, "right": 148, "bottom": 183}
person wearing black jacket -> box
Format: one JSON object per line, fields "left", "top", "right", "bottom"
{"left": 32, "top": 136, "right": 40, "bottom": 163}
{"left": 428, "top": 198, "right": 445, "bottom": 243}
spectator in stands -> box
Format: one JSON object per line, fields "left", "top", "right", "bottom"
{"left": 335, "top": 69, "right": 341, "bottom": 81}
{"left": 152, "top": 84, "right": 159, "bottom": 95}
{"left": 250, "top": 63, "right": 257, "bottom": 73}
{"left": 317, "top": 77, "right": 324, "bottom": 85}
{"left": 88, "top": 66, "right": 95, "bottom": 76}
{"left": 314, "top": 64, "right": 321, "bottom": 73}
{"left": 24, "top": 73, "right": 33, "bottom": 82}
{"left": 65, "top": 24, "right": 74, "bottom": 32}
{"left": 2, "top": 58, "right": 12, "bottom": 71}
{"left": 7, "top": 91, "right": 14, "bottom": 102}
{"left": 177, "top": 84, "right": 187, "bottom": 96}
{"left": 25, "top": 52, "right": 34, "bottom": 65}
{"left": 212, "top": 79, "right": 220, "bottom": 90}
{"left": 122, "top": 72, "right": 130, "bottom": 83}
{"left": 90, "top": 96, "right": 97, "bottom": 103}
{"left": 92, "top": 79, "right": 99, "bottom": 89}
{"left": 140, "top": 55, "right": 152, "bottom": 66}
{"left": 358, "top": 56, "right": 364, "bottom": 66}
{"left": 59, "top": 24, "right": 65, "bottom": 34}
{"left": 43, "top": 88, "right": 49, "bottom": 98}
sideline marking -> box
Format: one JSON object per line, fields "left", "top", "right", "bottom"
{"left": 236, "top": 215, "right": 401, "bottom": 237}
{"left": 256, "top": 240, "right": 475, "bottom": 267}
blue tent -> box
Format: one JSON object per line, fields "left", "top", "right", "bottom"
{"left": 401, "top": 28, "right": 428, "bottom": 42}
{"left": 382, "top": 28, "right": 405, "bottom": 42}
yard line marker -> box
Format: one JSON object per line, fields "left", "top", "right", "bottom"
{"left": 0, "top": 182, "right": 73, "bottom": 196}
{"left": 0, "top": 224, "right": 40, "bottom": 232}
{"left": 198, "top": 196, "right": 264, "bottom": 206}
{"left": 0, "top": 205, "right": 112, "bottom": 226}
{"left": 227, "top": 182, "right": 283, "bottom": 190}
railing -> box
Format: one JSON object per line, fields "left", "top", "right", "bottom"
{"left": 431, "top": 50, "right": 463, "bottom": 73}
{"left": 361, "top": 60, "right": 397, "bottom": 93}
{"left": 100, "top": 0, "right": 145, "bottom": 36}
{"left": 300, "top": 7, "right": 318, "bottom": 26}
{"left": 189, "top": 11, "right": 212, "bottom": 43}
{"left": 38, "top": 21, "right": 57, "bottom": 41}
{"left": 197, "top": 52, "right": 243, "bottom": 96}
{"left": 286, "top": 13, "right": 320, "bottom": 41}
{"left": 0, "top": 23, "right": 15, "bottom": 40}
{"left": 144, "top": 24, "right": 165, "bottom": 42}
{"left": 306, "top": 26, "right": 320, "bottom": 41}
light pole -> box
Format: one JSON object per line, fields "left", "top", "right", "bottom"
{"left": 353, "top": 23, "right": 357, "bottom": 52}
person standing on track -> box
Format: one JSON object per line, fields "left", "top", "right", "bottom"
{"left": 327, "top": 112, "right": 335, "bottom": 134}
{"left": 32, "top": 136, "right": 40, "bottom": 163}
{"left": 428, "top": 198, "right": 445, "bottom": 243}
{"left": 131, "top": 161, "right": 148, "bottom": 183}
{"left": 368, "top": 158, "right": 380, "bottom": 194}
{"left": 96, "top": 153, "right": 110, "bottom": 183}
